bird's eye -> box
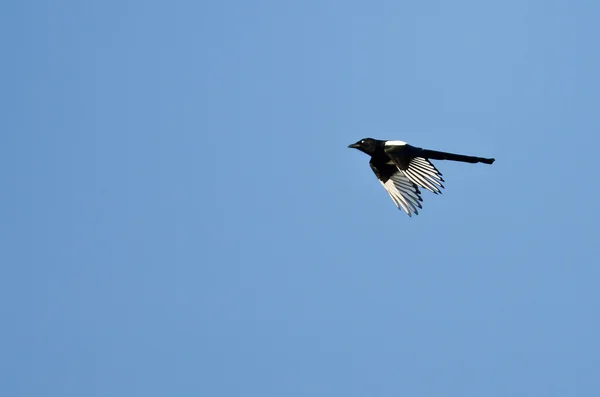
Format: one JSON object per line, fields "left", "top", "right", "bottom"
{"left": 361, "top": 140, "right": 365, "bottom": 144}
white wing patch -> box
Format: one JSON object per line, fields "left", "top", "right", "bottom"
{"left": 384, "top": 140, "right": 407, "bottom": 146}
{"left": 379, "top": 172, "right": 422, "bottom": 216}
{"left": 401, "top": 157, "right": 445, "bottom": 194}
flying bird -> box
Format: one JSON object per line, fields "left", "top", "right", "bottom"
{"left": 348, "top": 138, "right": 495, "bottom": 216}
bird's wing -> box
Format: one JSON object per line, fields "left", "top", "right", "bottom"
{"left": 370, "top": 163, "right": 423, "bottom": 216}
{"left": 385, "top": 145, "right": 445, "bottom": 194}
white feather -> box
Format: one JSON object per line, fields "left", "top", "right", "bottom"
{"left": 379, "top": 172, "right": 421, "bottom": 216}
{"left": 384, "top": 140, "right": 407, "bottom": 146}
{"left": 400, "top": 157, "right": 444, "bottom": 194}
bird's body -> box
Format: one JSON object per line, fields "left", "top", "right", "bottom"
{"left": 348, "top": 138, "right": 495, "bottom": 216}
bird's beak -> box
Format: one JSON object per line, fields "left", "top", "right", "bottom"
{"left": 348, "top": 143, "right": 360, "bottom": 149}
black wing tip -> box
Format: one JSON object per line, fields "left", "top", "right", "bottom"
{"left": 401, "top": 208, "right": 413, "bottom": 217}
{"left": 396, "top": 203, "right": 421, "bottom": 217}
{"left": 404, "top": 208, "right": 419, "bottom": 216}
{"left": 484, "top": 158, "right": 495, "bottom": 164}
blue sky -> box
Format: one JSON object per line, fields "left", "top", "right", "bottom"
{"left": 3, "top": 0, "right": 600, "bottom": 396}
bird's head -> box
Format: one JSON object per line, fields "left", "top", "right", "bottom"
{"left": 348, "top": 138, "right": 379, "bottom": 156}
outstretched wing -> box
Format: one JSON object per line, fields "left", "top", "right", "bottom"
{"left": 384, "top": 144, "right": 445, "bottom": 194}
{"left": 369, "top": 162, "right": 423, "bottom": 216}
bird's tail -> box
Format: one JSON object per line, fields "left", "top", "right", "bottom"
{"left": 421, "top": 149, "right": 495, "bottom": 165}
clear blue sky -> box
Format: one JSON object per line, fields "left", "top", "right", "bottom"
{"left": 3, "top": 1, "right": 600, "bottom": 396}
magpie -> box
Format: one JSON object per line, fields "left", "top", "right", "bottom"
{"left": 348, "top": 138, "right": 495, "bottom": 216}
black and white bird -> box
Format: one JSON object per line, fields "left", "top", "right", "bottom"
{"left": 348, "top": 138, "right": 495, "bottom": 216}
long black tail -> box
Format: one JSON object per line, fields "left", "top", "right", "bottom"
{"left": 421, "top": 149, "right": 495, "bottom": 165}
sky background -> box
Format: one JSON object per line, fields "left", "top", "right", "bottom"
{"left": 3, "top": 0, "right": 600, "bottom": 396}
